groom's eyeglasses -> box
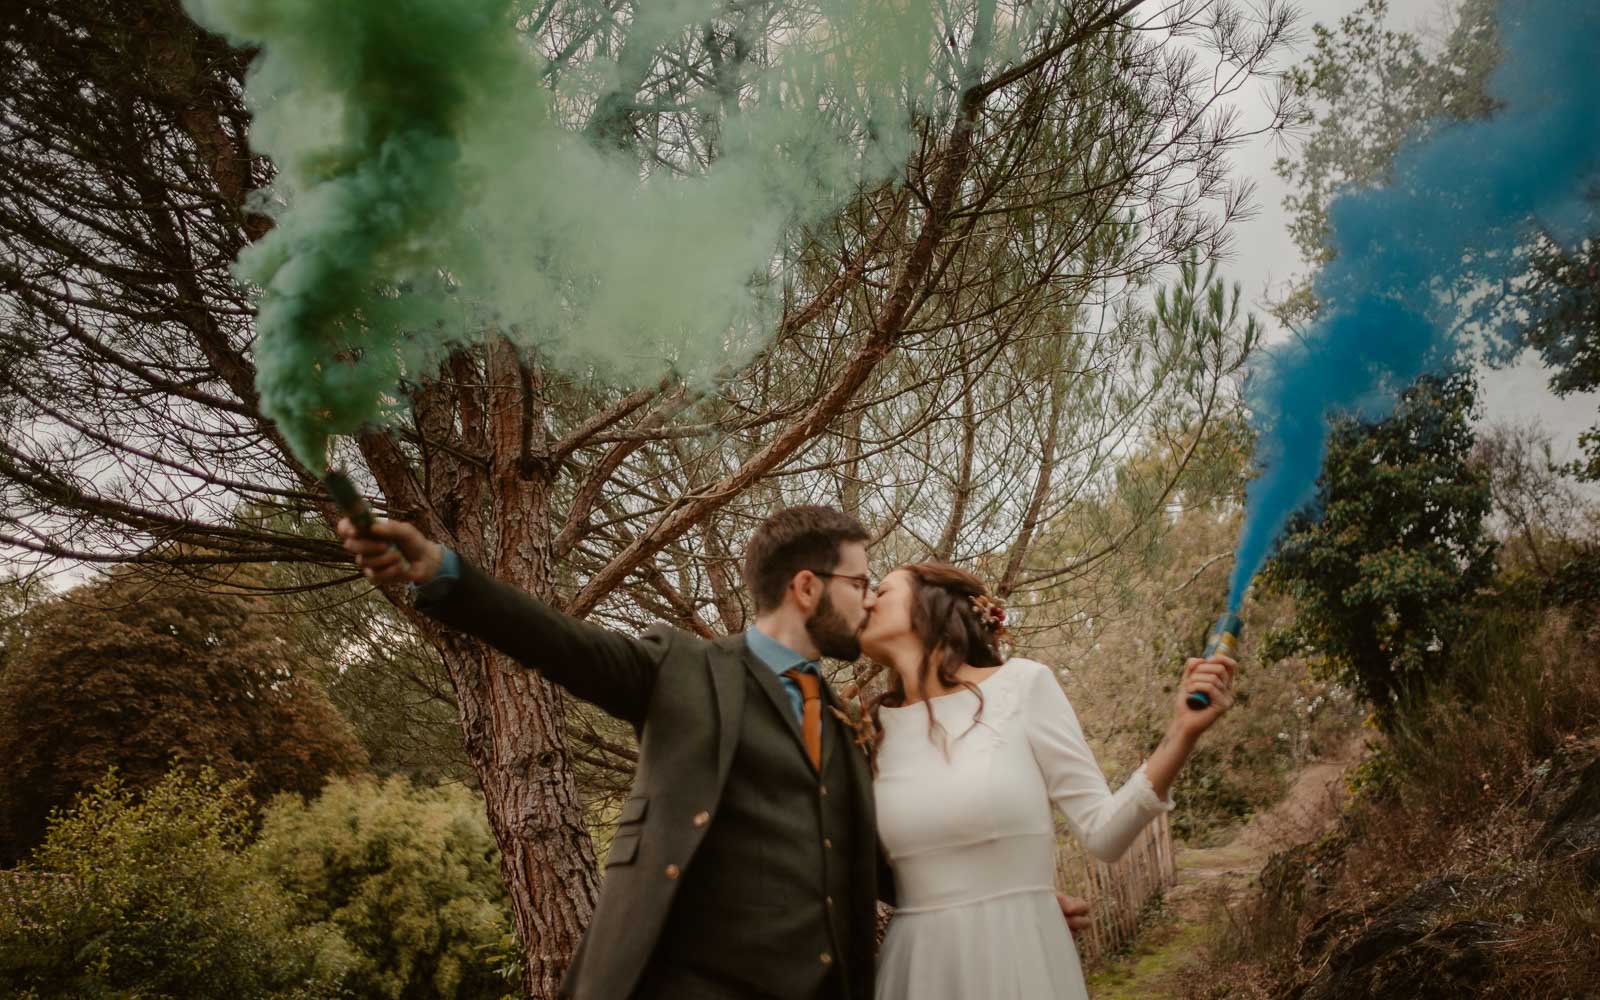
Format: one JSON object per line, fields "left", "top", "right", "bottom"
{"left": 812, "top": 571, "right": 874, "bottom": 597}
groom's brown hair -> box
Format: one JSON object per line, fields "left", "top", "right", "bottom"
{"left": 743, "top": 505, "right": 869, "bottom": 613}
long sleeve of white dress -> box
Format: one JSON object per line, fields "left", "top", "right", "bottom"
{"left": 1018, "top": 660, "right": 1174, "bottom": 862}
{"left": 874, "top": 657, "right": 1177, "bottom": 1000}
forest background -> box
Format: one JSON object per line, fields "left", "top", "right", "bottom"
{"left": 1, "top": 0, "right": 1597, "bottom": 998}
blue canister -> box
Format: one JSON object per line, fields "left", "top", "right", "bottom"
{"left": 1187, "top": 612, "right": 1243, "bottom": 710}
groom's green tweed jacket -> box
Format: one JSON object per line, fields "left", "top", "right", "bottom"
{"left": 415, "top": 554, "right": 882, "bottom": 1000}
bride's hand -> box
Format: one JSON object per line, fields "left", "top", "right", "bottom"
{"left": 1055, "top": 891, "right": 1091, "bottom": 933}
{"left": 1172, "top": 654, "right": 1237, "bottom": 741}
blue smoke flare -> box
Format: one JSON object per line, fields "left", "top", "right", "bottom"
{"left": 1228, "top": 0, "right": 1600, "bottom": 610}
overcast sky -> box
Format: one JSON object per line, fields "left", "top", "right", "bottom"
{"left": 1219, "top": 0, "right": 1600, "bottom": 461}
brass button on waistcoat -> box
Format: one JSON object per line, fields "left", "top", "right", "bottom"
{"left": 692, "top": 810, "right": 710, "bottom": 828}
{"left": 823, "top": 838, "right": 833, "bottom": 849}
{"left": 819, "top": 784, "right": 828, "bottom": 797}
{"left": 664, "top": 864, "right": 681, "bottom": 880}
{"left": 820, "top": 952, "right": 834, "bottom": 966}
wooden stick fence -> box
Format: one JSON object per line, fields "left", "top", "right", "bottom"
{"left": 1054, "top": 811, "right": 1177, "bottom": 965}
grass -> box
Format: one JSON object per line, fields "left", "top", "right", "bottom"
{"left": 1087, "top": 917, "right": 1211, "bottom": 1000}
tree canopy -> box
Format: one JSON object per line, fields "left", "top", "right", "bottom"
{"left": 0, "top": 566, "right": 367, "bottom": 863}
{"left": 1261, "top": 371, "right": 1497, "bottom": 723}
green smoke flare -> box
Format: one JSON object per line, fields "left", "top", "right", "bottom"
{"left": 183, "top": 0, "right": 1026, "bottom": 469}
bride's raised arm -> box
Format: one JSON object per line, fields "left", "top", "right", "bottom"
{"left": 1018, "top": 656, "right": 1232, "bottom": 863}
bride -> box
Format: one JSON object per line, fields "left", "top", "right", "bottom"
{"left": 859, "top": 563, "right": 1235, "bottom": 1000}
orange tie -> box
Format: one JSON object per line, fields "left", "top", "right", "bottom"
{"left": 783, "top": 667, "right": 822, "bottom": 771}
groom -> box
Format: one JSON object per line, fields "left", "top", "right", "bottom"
{"left": 342, "top": 504, "right": 1089, "bottom": 999}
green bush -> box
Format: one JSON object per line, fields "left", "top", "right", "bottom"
{"left": 0, "top": 769, "right": 349, "bottom": 999}
{"left": 254, "top": 776, "right": 514, "bottom": 1000}
{"left": 0, "top": 566, "right": 368, "bottom": 864}
{"left": 1261, "top": 372, "right": 1497, "bottom": 727}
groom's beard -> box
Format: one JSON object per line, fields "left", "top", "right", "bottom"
{"left": 806, "top": 590, "right": 861, "bottom": 661}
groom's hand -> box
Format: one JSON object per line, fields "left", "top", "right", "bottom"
{"left": 338, "top": 516, "right": 444, "bottom": 586}
{"left": 1056, "top": 891, "right": 1092, "bottom": 933}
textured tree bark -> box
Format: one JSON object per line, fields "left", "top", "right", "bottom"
{"left": 439, "top": 635, "right": 599, "bottom": 999}
{"left": 363, "top": 338, "right": 604, "bottom": 999}
{"left": 483, "top": 347, "right": 599, "bottom": 998}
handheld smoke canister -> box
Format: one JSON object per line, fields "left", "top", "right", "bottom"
{"left": 325, "top": 468, "right": 410, "bottom": 573}
{"left": 1186, "top": 613, "right": 1243, "bottom": 711}
{"left": 324, "top": 468, "right": 376, "bottom": 536}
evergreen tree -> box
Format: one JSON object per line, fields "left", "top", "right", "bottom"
{"left": 1261, "top": 372, "right": 1497, "bottom": 724}
{"left": 0, "top": 567, "right": 368, "bottom": 863}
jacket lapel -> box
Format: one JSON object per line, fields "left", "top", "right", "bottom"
{"left": 747, "top": 656, "right": 808, "bottom": 740}
{"left": 711, "top": 632, "right": 869, "bottom": 782}
{"left": 726, "top": 632, "right": 830, "bottom": 769}
{"left": 822, "top": 679, "right": 872, "bottom": 805}
{"left": 743, "top": 646, "right": 824, "bottom": 776}
{"left": 706, "top": 635, "right": 749, "bottom": 793}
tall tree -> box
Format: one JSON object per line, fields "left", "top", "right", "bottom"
{"left": 0, "top": 567, "right": 368, "bottom": 864}
{"left": 0, "top": 1, "right": 1290, "bottom": 990}
{"left": 1259, "top": 371, "right": 1497, "bottom": 724}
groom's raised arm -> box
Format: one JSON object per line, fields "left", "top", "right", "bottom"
{"left": 341, "top": 518, "right": 665, "bottom": 728}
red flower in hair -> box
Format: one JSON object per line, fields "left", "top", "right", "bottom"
{"left": 971, "top": 594, "right": 1009, "bottom": 635}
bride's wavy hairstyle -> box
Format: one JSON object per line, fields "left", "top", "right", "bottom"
{"left": 868, "top": 562, "right": 1008, "bottom": 767}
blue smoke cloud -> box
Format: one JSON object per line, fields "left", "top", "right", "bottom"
{"left": 1228, "top": 0, "right": 1600, "bottom": 610}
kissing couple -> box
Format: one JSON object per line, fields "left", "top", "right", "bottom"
{"left": 341, "top": 504, "right": 1235, "bottom": 1000}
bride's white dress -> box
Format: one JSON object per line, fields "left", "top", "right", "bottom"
{"left": 873, "top": 657, "right": 1174, "bottom": 1000}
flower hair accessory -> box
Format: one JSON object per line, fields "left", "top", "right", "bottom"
{"left": 970, "top": 593, "right": 1010, "bottom": 638}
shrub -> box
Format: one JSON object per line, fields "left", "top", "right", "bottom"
{"left": 0, "top": 567, "right": 368, "bottom": 864}
{"left": 253, "top": 776, "right": 514, "bottom": 1000}
{"left": 0, "top": 769, "right": 349, "bottom": 999}
{"left": 1261, "top": 371, "right": 1497, "bottom": 727}
{"left": 1187, "top": 603, "right": 1600, "bottom": 999}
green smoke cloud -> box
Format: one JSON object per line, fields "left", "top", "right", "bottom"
{"left": 183, "top": 0, "right": 1032, "bottom": 469}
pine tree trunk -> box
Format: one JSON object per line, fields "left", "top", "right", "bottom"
{"left": 392, "top": 340, "right": 603, "bottom": 1000}
{"left": 437, "top": 634, "right": 599, "bottom": 999}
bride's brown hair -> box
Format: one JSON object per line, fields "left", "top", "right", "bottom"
{"left": 868, "top": 562, "right": 1009, "bottom": 763}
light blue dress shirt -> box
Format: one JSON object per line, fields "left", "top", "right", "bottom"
{"left": 410, "top": 545, "right": 462, "bottom": 604}
{"left": 745, "top": 626, "right": 820, "bottom": 729}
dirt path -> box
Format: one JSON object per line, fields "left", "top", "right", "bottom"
{"left": 1085, "top": 739, "right": 1365, "bottom": 999}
